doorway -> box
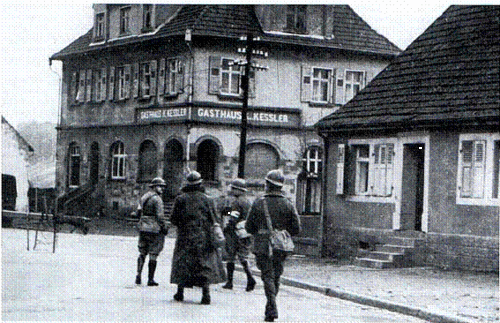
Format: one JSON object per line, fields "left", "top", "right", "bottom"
{"left": 163, "top": 139, "right": 184, "bottom": 200}
{"left": 400, "top": 143, "right": 425, "bottom": 231}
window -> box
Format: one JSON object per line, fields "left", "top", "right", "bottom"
{"left": 345, "top": 70, "right": 365, "bottom": 102}
{"left": 312, "top": 68, "right": 332, "bottom": 103}
{"left": 221, "top": 58, "right": 241, "bottom": 95}
{"left": 351, "top": 142, "right": 394, "bottom": 197}
{"left": 138, "top": 140, "right": 157, "bottom": 182}
{"left": 68, "top": 144, "right": 81, "bottom": 187}
{"left": 286, "top": 5, "right": 307, "bottom": 33}
{"left": 116, "top": 65, "right": 131, "bottom": 100}
{"left": 142, "top": 4, "right": 153, "bottom": 31}
{"left": 140, "top": 62, "right": 152, "bottom": 97}
{"left": 70, "top": 70, "right": 85, "bottom": 104}
{"left": 95, "top": 13, "right": 105, "bottom": 39}
{"left": 165, "top": 58, "right": 184, "bottom": 96}
{"left": 93, "top": 68, "right": 107, "bottom": 102}
{"left": 111, "top": 141, "right": 126, "bottom": 180}
{"left": 457, "top": 133, "right": 500, "bottom": 205}
{"left": 303, "top": 146, "right": 322, "bottom": 176}
{"left": 297, "top": 146, "right": 323, "bottom": 214}
{"left": 120, "top": 6, "right": 131, "bottom": 35}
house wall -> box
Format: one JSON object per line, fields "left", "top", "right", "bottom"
{"left": 321, "top": 131, "right": 499, "bottom": 271}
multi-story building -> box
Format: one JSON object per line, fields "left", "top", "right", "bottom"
{"left": 50, "top": 5, "right": 400, "bottom": 251}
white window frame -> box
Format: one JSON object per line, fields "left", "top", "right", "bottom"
{"left": 348, "top": 138, "right": 397, "bottom": 203}
{"left": 95, "top": 12, "right": 105, "bottom": 39}
{"left": 165, "top": 58, "right": 181, "bottom": 95}
{"left": 303, "top": 146, "right": 322, "bottom": 177}
{"left": 220, "top": 57, "right": 241, "bottom": 96}
{"left": 111, "top": 142, "right": 126, "bottom": 180}
{"left": 344, "top": 70, "right": 365, "bottom": 102}
{"left": 117, "top": 66, "right": 129, "bottom": 100}
{"left": 119, "top": 6, "right": 131, "bottom": 35}
{"left": 140, "top": 62, "right": 152, "bottom": 98}
{"left": 456, "top": 133, "right": 500, "bottom": 206}
{"left": 311, "top": 68, "right": 332, "bottom": 103}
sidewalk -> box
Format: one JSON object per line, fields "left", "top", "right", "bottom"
{"left": 237, "top": 255, "right": 499, "bottom": 323}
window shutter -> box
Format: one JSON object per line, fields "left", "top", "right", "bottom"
{"left": 460, "top": 141, "right": 473, "bottom": 197}
{"left": 248, "top": 69, "right": 256, "bottom": 98}
{"left": 329, "top": 69, "right": 336, "bottom": 104}
{"left": 150, "top": 60, "right": 157, "bottom": 96}
{"left": 472, "top": 141, "right": 486, "bottom": 198}
{"left": 85, "top": 69, "right": 92, "bottom": 102}
{"left": 133, "top": 63, "right": 139, "bottom": 98}
{"left": 175, "top": 58, "right": 184, "bottom": 94}
{"left": 300, "top": 65, "right": 311, "bottom": 102}
{"left": 100, "top": 67, "right": 107, "bottom": 102}
{"left": 71, "top": 71, "right": 78, "bottom": 104}
{"left": 336, "top": 144, "right": 345, "bottom": 194}
{"left": 77, "top": 70, "right": 86, "bottom": 103}
{"left": 208, "top": 56, "right": 221, "bottom": 94}
{"left": 335, "top": 68, "right": 345, "bottom": 105}
{"left": 385, "top": 144, "right": 394, "bottom": 196}
{"left": 158, "top": 58, "right": 165, "bottom": 99}
{"left": 108, "top": 67, "right": 115, "bottom": 101}
{"left": 124, "top": 64, "right": 131, "bottom": 99}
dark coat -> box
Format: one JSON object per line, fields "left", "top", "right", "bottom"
{"left": 245, "top": 191, "right": 301, "bottom": 255}
{"left": 170, "top": 185, "right": 226, "bottom": 287}
{"left": 217, "top": 193, "right": 252, "bottom": 258}
{"left": 137, "top": 190, "right": 167, "bottom": 234}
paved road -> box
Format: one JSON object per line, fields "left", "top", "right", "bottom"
{"left": 2, "top": 229, "right": 426, "bottom": 322}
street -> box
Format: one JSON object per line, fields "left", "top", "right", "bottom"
{"left": 2, "top": 229, "right": 426, "bottom": 322}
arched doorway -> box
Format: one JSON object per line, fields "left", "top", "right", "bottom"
{"left": 89, "top": 142, "right": 99, "bottom": 185}
{"left": 245, "top": 143, "right": 279, "bottom": 179}
{"left": 197, "top": 139, "right": 219, "bottom": 182}
{"left": 163, "top": 139, "right": 184, "bottom": 199}
{"left": 138, "top": 140, "right": 158, "bottom": 183}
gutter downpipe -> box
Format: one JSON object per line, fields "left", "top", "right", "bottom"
{"left": 185, "top": 29, "right": 194, "bottom": 173}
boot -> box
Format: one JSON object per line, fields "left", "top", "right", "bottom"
{"left": 241, "top": 260, "right": 256, "bottom": 292}
{"left": 135, "top": 255, "right": 145, "bottom": 285}
{"left": 201, "top": 285, "right": 211, "bottom": 305}
{"left": 147, "top": 260, "right": 159, "bottom": 286}
{"left": 173, "top": 285, "right": 184, "bottom": 302}
{"left": 222, "top": 262, "right": 234, "bottom": 289}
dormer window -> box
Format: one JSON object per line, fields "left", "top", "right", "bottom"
{"left": 286, "top": 5, "right": 307, "bottom": 34}
{"left": 142, "top": 4, "right": 153, "bottom": 32}
{"left": 95, "top": 12, "right": 105, "bottom": 40}
{"left": 120, "top": 6, "right": 131, "bottom": 35}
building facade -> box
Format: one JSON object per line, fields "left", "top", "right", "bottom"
{"left": 316, "top": 6, "right": 499, "bottom": 270}
{"left": 51, "top": 5, "right": 400, "bottom": 246}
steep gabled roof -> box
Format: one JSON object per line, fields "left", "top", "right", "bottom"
{"left": 316, "top": 6, "right": 500, "bottom": 132}
{"left": 51, "top": 5, "right": 400, "bottom": 60}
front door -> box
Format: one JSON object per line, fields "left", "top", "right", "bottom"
{"left": 400, "top": 143, "right": 425, "bottom": 231}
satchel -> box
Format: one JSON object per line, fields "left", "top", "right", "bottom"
{"left": 263, "top": 199, "right": 295, "bottom": 254}
{"left": 235, "top": 220, "right": 252, "bottom": 239}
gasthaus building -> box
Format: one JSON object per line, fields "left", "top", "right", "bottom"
{"left": 316, "top": 6, "right": 499, "bottom": 270}
{"left": 50, "top": 4, "right": 400, "bottom": 254}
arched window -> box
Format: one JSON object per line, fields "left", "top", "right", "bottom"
{"left": 164, "top": 139, "right": 184, "bottom": 199}
{"left": 68, "top": 143, "right": 81, "bottom": 187}
{"left": 297, "top": 146, "right": 323, "bottom": 214}
{"left": 197, "top": 140, "right": 219, "bottom": 182}
{"left": 110, "top": 141, "right": 126, "bottom": 180}
{"left": 138, "top": 140, "right": 157, "bottom": 182}
{"left": 245, "top": 143, "right": 279, "bottom": 179}
{"left": 89, "top": 142, "right": 99, "bottom": 185}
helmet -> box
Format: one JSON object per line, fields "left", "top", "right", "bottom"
{"left": 229, "top": 178, "right": 247, "bottom": 192}
{"left": 186, "top": 171, "right": 203, "bottom": 186}
{"left": 149, "top": 177, "right": 166, "bottom": 187}
{"left": 265, "top": 169, "right": 285, "bottom": 187}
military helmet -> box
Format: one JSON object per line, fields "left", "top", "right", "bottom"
{"left": 186, "top": 171, "right": 203, "bottom": 186}
{"left": 265, "top": 169, "right": 285, "bottom": 187}
{"left": 229, "top": 178, "right": 247, "bottom": 192}
{"left": 149, "top": 177, "right": 167, "bottom": 187}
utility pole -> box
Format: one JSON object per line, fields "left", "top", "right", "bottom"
{"left": 235, "top": 32, "right": 268, "bottom": 178}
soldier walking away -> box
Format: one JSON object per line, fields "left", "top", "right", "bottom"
{"left": 135, "top": 177, "right": 169, "bottom": 286}
{"left": 219, "top": 178, "right": 256, "bottom": 292}
{"left": 170, "top": 171, "right": 226, "bottom": 305}
{"left": 245, "top": 169, "right": 301, "bottom": 322}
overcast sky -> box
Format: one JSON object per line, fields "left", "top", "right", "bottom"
{"left": 0, "top": 1, "right": 490, "bottom": 128}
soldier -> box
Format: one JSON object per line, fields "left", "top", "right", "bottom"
{"left": 219, "top": 178, "right": 256, "bottom": 292}
{"left": 135, "top": 177, "right": 169, "bottom": 286}
{"left": 245, "top": 169, "right": 301, "bottom": 322}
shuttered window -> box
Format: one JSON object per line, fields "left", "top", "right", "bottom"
{"left": 460, "top": 140, "right": 486, "bottom": 198}
{"left": 344, "top": 70, "right": 366, "bottom": 103}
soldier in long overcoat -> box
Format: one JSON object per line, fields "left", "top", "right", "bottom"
{"left": 170, "top": 171, "right": 226, "bottom": 305}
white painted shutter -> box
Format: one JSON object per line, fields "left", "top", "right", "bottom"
{"left": 472, "top": 141, "right": 486, "bottom": 198}
{"left": 100, "top": 67, "right": 107, "bottom": 102}
{"left": 336, "top": 144, "right": 345, "bottom": 194}
{"left": 150, "top": 60, "right": 157, "bottom": 96}
{"left": 108, "top": 67, "right": 115, "bottom": 101}
{"left": 300, "top": 65, "right": 311, "bottom": 102}
{"left": 158, "top": 58, "right": 165, "bottom": 100}
{"left": 76, "top": 70, "right": 86, "bottom": 103}
{"left": 71, "top": 71, "right": 78, "bottom": 103}
{"left": 329, "top": 69, "right": 336, "bottom": 104}
{"left": 209, "top": 56, "right": 221, "bottom": 94}
{"left": 385, "top": 144, "right": 394, "bottom": 196}
{"left": 85, "top": 69, "right": 92, "bottom": 103}
{"left": 335, "top": 68, "right": 345, "bottom": 105}
{"left": 124, "top": 64, "right": 131, "bottom": 99}
{"left": 460, "top": 140, "right": 473, "bottom": 197}
{"left": 175, "top": 58, "right": 184, "bottom": 94}
{"left": 133, "top": 63, "right": 139, "bottom": 98}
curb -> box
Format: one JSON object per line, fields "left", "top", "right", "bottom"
{"left": 235, "top": 266, "right": 471, "bottom": 323}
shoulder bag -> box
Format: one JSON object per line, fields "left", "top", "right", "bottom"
{"left": 263, "top": 198, "right": 295, "bottom": 254}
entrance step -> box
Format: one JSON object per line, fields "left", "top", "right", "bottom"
{"left": 355, "top": 236, "right": 423, "bottom": 269}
